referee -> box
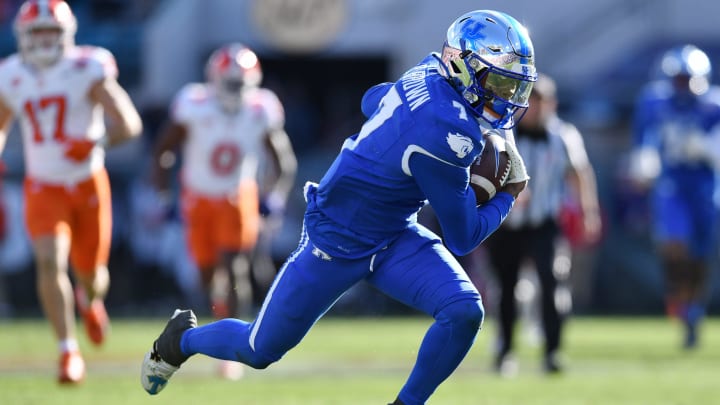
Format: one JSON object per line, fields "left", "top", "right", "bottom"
{"left": 486, "top": 74, "right": 601, "bottom": 375}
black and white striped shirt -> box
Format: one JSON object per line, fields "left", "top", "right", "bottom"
{"left": 503, "top": 115, "right": 591, "bottom": 229}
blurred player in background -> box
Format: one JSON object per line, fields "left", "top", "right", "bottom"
{"left": 629, "top": 44, "right": 720, "bottom": 349}
{"left": 486, "top": 73, "right": 601, "bottom": 375}
{"left": 0, "top": 0, "right": 142, "bottom": 384}
{"left": 150, "top": 43, "right": 296, "bottom": 379}
{"left": 142, "top": 10, "right": 534, "bottom": 404}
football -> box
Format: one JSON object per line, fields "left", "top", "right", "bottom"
{"left": 469, "top": 133, "right": 511, "bottom": 205}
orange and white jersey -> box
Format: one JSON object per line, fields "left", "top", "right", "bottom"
{"left": 172, "top": 83, "right": 284, "bottom": 197}
{"left": 0, "top": 46, "right": 117, "bottom": 184}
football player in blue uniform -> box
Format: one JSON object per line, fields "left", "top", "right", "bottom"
{"left": 629, "top": 44, "right": 720, "bottom": 349}
{"left": 141, "top": 10, "right": 536, "bottom": 404}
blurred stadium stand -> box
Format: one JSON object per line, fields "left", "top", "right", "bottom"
{"left": 1, "top": 0, "right": 720, "bottom": 317}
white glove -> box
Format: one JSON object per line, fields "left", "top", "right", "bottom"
{"left": 627, "top": 147, "right": 661, "bottom": 184}
{"left": 504, "top": 138, "right": 530, "bottom": 183}
{"left": 260, "top": 190, "right": 287, "bottom": 217}
{"left": 684, "top": 132, "right": 708, "bottom": 161}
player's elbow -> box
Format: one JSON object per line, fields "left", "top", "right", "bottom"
{"left": 445, "top": 221, "right": 500, "bottom": 257}
{"left": 125, "top": 113, "right": 143, "bottom": 138}
{"left": 246, "top": 357, "right": 274, "bottom": 370}
{"left": 107, "top": 114, "right": 142, "bottom": 144}
{"left": 445, "top": 237, "right": 476, "bottom": 257}
{"left": 239, "top": 349, "right": 280, "bottom": 370}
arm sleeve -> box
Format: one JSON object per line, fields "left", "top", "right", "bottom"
{"left": 409, "top": 151, "right": 514, "bottom": 256}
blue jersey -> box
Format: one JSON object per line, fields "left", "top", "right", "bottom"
{"left": 305, "top": 54, "right": 514, "bottom": 259}
{"left": 633, "top": 81, "right": 720, "bottom": 192}
{"left": 633, "top": 81, "right": 720, "bottom": 256}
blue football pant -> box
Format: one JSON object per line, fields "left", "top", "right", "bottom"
{"left": 652, "top": 181, "right": 718, "bottom": 258}
{"left": 181, "top": 223, "right": 484, "bottom": 405}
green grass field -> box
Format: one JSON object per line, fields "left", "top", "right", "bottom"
{"left": 1, "top": 316, "right": 718, "bottom": 404}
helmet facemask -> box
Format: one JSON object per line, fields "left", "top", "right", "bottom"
{"left": 215, "top": 74, "right": 245, "bottom": 114}
{"left": 449, "top": 50, "right": 535, "bottom": 129}
{"left": 21, "top": 27, "right": 66, "bottom": 67}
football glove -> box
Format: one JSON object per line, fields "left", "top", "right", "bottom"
{"left": 259, "top": 191, "right": 286, "bottom": 217}
{"left": 627, "top": 146, "right": 661, "bottom": 185}
{"left": 504, "top": 138, "right": 530, "bottom": 183}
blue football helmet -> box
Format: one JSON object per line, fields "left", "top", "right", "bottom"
{"left": 439, "top": 10, "right": 537, "bottom": 129}
{"left": 656, "top": 44, "right": 712, "bottom": 96}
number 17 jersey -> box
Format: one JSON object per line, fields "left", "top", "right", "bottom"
{"left": 0, "top": 46, "right": 117, "bottom": 184}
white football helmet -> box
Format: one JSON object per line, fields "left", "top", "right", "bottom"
{"left": 656, "top": 44, "right": 712, "bottom": 96}
{"left": 439, "top": 10, "right": 537, "bottom": 129}
{"left": 13, "top": 0, "right": 77, "bottom": 67}
{"left": 205, "top": 43, "right": 263, "bottom": 113}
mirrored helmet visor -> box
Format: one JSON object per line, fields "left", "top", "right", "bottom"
{"left": 478, "top": 64, "right": 534, "bottom": 107}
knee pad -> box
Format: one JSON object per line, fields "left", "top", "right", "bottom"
{"left": 238, "top": 350, "right": 278, "bottom": 370}
{"left": 246, "top": 356, "right": 274, "bottom": 370}
{"left": 436, "top": 298, "right": 485, "bottom": 331}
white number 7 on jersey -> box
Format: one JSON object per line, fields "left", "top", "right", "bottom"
{"left": 344, "top": 87, "right": 402, "bottom": 151}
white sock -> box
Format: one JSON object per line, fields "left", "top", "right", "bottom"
{"left": 59, "top": 339, "right": 79, "bottom": 353}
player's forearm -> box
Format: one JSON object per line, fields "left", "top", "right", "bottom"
{"left": 580, "top": 172, "right": 600, "bottom": 215}
{"left": 104, "top": 112, "right": 142, "bottom": 146}
{"left": 267, "top": 130, "right": 297, "bottom": 198}
{"left": 272, "top": 156, "right": 297, "bottom": 199}
{"left": 412, "top": 153, "right": 514, "bottom": 256}
{"left": 0, "top": 99, "right": 14, "bottom": 154}
{"left": 0, "top": 136, "right": 7, "bottom": 161}
{"left": 450, "top": 193, "right": 514, "bottom": 255}
{"left": 91, "top": 78, "right": 143, "bottom": 146}
{"left": 569, "top": 166, "right": 598, "bottom": 214}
